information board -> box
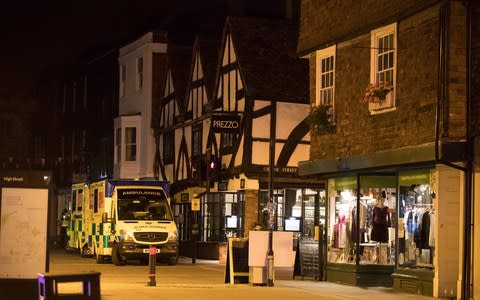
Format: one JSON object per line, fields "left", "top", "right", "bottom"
{"left": 0, "top": 187, "right": 49, "bottom": 278}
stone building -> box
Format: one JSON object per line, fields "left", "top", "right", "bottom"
{"left": 297, "top": 0, "right": 478, "bottom": 298}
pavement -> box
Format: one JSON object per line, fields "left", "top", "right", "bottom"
{"left": 48, "top": 250, "right": 434, "bottom": 300}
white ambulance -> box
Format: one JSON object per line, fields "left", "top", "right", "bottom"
{"left": 68, "top": 179, "right": 178, "bottom": 265}
{"left": 66, "top": 182, "right": 88, "bottom": 253}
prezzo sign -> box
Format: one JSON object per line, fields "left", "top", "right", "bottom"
{"left": 211, "top": 115, "right": 241, "bottom": 133}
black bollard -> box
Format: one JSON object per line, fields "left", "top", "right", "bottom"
{"left": 147, "top": 245, "right": 157, "bottom": 286}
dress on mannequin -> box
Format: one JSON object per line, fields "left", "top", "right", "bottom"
{"left": 370, "top": 197, "right": 391, "bottom": 243}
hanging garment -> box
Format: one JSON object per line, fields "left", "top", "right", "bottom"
{"left": 421, "top": 211, "right": 430, "bottom": 249}
{"left": 404, "top": 210, "right": 412, "bottom": 240}
{"left": 371, "top": 206, "right": 390, "bottom": 243}
{"left": 414, "top": 210, "right": 423, "bottom": 248}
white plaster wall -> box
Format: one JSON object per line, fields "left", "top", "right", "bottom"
{"left": 202, "top": 119, "right": 211, "bottom": 151}
{"left": 276, "top": 102, "right": 309, "bottom": 139}
{"left": 117, "top": 32, "right": 167, "bottom": 179}
{"left": 252, "top": 114, "right": 270, "bottom": 140}
{"left": 433, "top": 165, "right": 463, "bottom": 298}
{"left": 288, "top": 143, "right": 310, "bottom": 166}
{"left": 474, "top": 172, "right": 480, "bottom": 299}
{"left": 235, "top": 135, "right": 245, "bottom": 167}
{"left": 164, "top": 164, "right": 174, "bottom": 182}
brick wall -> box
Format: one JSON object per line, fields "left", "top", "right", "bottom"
{"left": 305, "top": 2, "right": 469, "bottom": 161}
{"left": 447, "top": 1, "right": 468, "bottom": 139}
{"left": 298, "top": 0, "right": 441, "bottom": 55}
{"left": 244, "top": 189, "right": 259, "bottom": 237}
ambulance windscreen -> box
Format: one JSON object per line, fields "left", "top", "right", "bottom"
{"left": 117, "top": 189, "right": 172, "bottom": 221}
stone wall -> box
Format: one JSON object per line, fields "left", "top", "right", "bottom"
{"left": 298, "top": 0, "right": 441, "bottom": 55}
{"left": 244, "top": 189, "right": 259, "bottom": 237}
{"left": 305, "top": 2, "right": 468, "bottom": 161}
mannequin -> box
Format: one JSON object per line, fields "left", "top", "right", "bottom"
{"left": 370, "top": 195, "right": 391, "bottom": 243}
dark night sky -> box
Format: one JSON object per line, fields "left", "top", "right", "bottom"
{"left": 0, "top": 1, "right": 231, "bottom": 97}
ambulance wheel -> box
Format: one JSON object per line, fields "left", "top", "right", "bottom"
{"left": 168, "top": 255, "right": 178, "bottom": 266}
{"left": 81, "top": 244, "right": 91, "bottom": 258}
{"left": 112, "top": 245, "right": 126, "bottom": 266}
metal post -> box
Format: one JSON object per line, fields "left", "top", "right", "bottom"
{"left": 267, "top": 137, "right": 275, "bottom": 287}
{"left": 147, "top": 245, "right": 156, "bottom": 286}
{"left": 192, "top": 215, "right": 198, "bottom": 264}
{"left": 267, "top": 230, "right": 274, "bottom": 286}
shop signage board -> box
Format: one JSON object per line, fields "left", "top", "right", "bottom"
{"left": 191, "top": 198, "right": 200, "bottom": 211}
{"left": 211, "top": 114, "right": 241, "bottom": 133}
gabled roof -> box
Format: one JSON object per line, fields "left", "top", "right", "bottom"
{"left": 166, "top": 42, "right": 193, "bottom": 113}
{"left": 223, "top": 17, "right": 308, "bottom": 103}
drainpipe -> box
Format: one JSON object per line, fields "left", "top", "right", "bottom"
{"left": 267, "top": 101, "right": 276, "bottom": 287}
{"left": 436, "top": 2, "right": 466, "bottom": 172}
{"left": 435, "top": 2, "right": 473, "bottom": 299}
{"left": 461, "top": 1, "right": 473, "bottom": 298}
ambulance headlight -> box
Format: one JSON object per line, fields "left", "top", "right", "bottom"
{"left": 168, "top": 230, "right": 178, "bottom": 242}
{"left": 119, "top": 230, "right": 134, "bottom": 242}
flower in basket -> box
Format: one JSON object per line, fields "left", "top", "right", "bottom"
{"left": 306, "top": 104, "right": 335, "bottom": 134}
{"left": 360, "top": 82, "right": 393, "bottom": 104}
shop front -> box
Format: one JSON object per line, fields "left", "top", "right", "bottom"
{"left": 313, "top": 165, "right": 463, "bottom": 296}
{"left": 171, "top": 177, "right": 325, "bottom": 262}
{"left": 325, "top": 174, "right": 397, "bottom": 286}
{"left": 172, "top": 190, "right": 245, "bottom": 260}
{"left": 392, "top": 169, "right": 436, "bottom": 295}
{"left": 299, "top": 141, "right": 466, "bottom": 295}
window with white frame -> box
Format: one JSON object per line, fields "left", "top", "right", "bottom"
{"left": 137, "top": 57, "right": 143, "bottom": 91}
{"left": 369, "top": 23, "right": 396, "bottom": 112}
{"left": 315, "top": 45, "right": 336, "bottom": 108}
{"left": 125, "top": 127, "right": 136, "bottom": 161}
{"left": 120, "top": 64, "right": 126, "bottom": 97}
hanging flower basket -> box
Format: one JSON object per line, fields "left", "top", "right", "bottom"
{"left": 360, "top": 82, "right": 393, "bottom": 104}
{"left": 306, "top": 104, "right": 335, "bottom": 134}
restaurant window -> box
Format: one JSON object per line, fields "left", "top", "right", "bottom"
{"left": 199, "top": 192, "right": 244, "bottom": 242}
